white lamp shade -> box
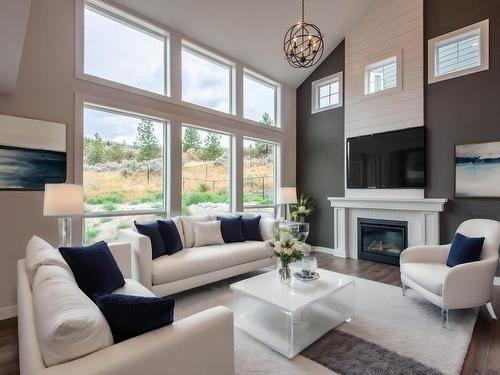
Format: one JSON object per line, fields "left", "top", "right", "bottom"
{"left": 43, "top": 184, "right": 84, "bottom": 216}
{"left": 277, "top": 187, "right": 297, "bottom": 204}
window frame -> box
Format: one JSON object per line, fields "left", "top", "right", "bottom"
{"left": 82, "top": 103, "right": 169, "bottom": 225}
{"left": 363, "top": 51, "right": 402, "bottom": 97}
{"left": 428, "top": 19, "right": 489, "bottom": 84}
{"left": 181, "top": 41, "right": 236, "bottom": 115}
{"left": 311, "top": 71, "right": 343, "bottom": 114}
{"left": 81, "top": 0, "right": 170, "bottom": 97}
{"left": 243, "top": 69, "right": 281, "bottom": 127}
{"left": 243, "top": 137, "right": 281, "bottom": 217}
{"left": 181, "top": 123, "right": 234, "bottom": 214}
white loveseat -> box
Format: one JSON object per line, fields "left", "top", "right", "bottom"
{"left": 18, "top": 238, "right": 234, "bottom": 375}
{"left": 118, "top": 214, "right": 277, "bottom": 296}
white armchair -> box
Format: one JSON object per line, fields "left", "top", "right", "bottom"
{"left": 400, "top": 219, "right": 500, "bottom": 327}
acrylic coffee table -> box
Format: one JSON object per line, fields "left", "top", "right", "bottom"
{"left": 230, "top": 268, "right": 355, "bottom": 359}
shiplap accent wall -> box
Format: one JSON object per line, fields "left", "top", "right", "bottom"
{"left": 344, "top": 0, "right": 423, "bottom": 138}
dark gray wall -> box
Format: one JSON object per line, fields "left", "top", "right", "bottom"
{"left": 296, "top": 41, "right": 345, "bottom": 248}
{"left": 425, "top": 0, "right": 500, "bottom": 242}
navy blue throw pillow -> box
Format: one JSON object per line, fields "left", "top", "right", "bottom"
{"left": 95, "top": 294, "right": 175, "bottom": 343}
{"left": 446, "top": 232, "right": 485, "bottom": 267}
{"left": 242, "top": 215, "right": 262, "bottom": 241}
{"left": 217, "top": 215, "right": 245, "bottom": 243}
{"left": 157, "top": 219, "right": 183, "bottom": 255}
{"left": 134, "top": 221, "right": 166, "bottom": 259}
{"left": 59, "top": 241, "right": 125, "bottom": 300}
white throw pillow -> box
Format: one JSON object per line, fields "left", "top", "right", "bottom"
{"left": 171, "top": 216, "right": 185, "bottom": 248}
{"left": 25, "top": 235, "right": 73, "bottom": 286}
{"left": 33, "top": 265, "right": 114, "bottom": 367}
{"left": 181, "top": 215, "right": 211, "bottom": 248}
{"left": 193, "top": 221, "right": 225, "bottom": 247}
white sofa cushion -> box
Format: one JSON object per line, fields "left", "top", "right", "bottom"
{"left": 171, "top": 216, "right": 185, "bottom": 248}
{"left": 33, "top": 265, "right": 114, "bottom": 367}
{"left": 260, "top": 218, "right": 278, "bottom": 241}
{"left": 193, "top": 221, "right": 225, "bottom": 247}
{"left": 152, "top": 241, "right": 269, "bottom": 285}
{"left": 113, "top": 279, "right": 156, "bottom": 297}
{"left": 25, "top": 235, "right": 73, "bottom": 286}
{"left": 181, "top": 215, "right": 211, "bottom": 248}
{"left": 400, "top": 262, "right": 450, "bottom": 296}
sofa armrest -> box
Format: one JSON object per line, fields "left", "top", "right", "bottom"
{"left": 108, "top": 242, "right": 132, "bottom": 279}
{"left": 117, "top": 229, "right": 152, "bottom": 289}
{"left": 40, "top": 306, "right": 234, "bottom": 375}
{"left": 400, "top": 244, "right": 451, "bottom": 265}
{"left": 443, "top": 258, "right": 498, "bottom": 309}
{"left": 260, "top": 218, "right": 279, "bottom": 241}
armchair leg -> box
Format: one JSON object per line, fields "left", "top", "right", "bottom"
{"left": 486, "top": 302, "right": 497, "bottom": 320}
{"left": 441, "top": 308, "right": 449, "bottom": 328}
{"left": 401, "top": 283, "right": 408, "bottom": 296}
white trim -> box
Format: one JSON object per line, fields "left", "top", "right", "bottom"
{"left": 311, "top": 71, "right": 343, "bottom": 114}
{"left": 0, "top": 305, "right": 17, "bottom": 320}
{"left": 327, "top": 197, "right": 447, "bottom": 212}
{"left": 312, "top": 246, "right": 346, "bottom": 258}
{"left": 428, "top": 19, "right": 489, "bottom": 84}
{"left": 362, "top": 49, "right": 403, "bottom": 98}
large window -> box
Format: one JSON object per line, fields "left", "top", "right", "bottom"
{"left": 83, "top": 105, "right": 166, "bottom": 243}
{"left": 243, "top": 138, "right": 278, "bottom": 218}
{"left": 311, "top": 72, "right": 343, "bottom": 114}
{"left": 182, "top": 43, "right": 233, "bottom": 114}
{"left": 243, "top": 71, "right": 279, "bottom": 126}
{"left": 428, "top": 19, "right": 489, "bottom": 84}
{"left": 84, "top": 2, "right": 167, "bottom": 95}
{"left": 181, "top": 125, "right": 232, "bottom": 215}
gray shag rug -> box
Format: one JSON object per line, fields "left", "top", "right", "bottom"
{"left": 172, "top": 267, "right": 477, "bottom": 375}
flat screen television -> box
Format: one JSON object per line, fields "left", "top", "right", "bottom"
{"left": 347, "top": 127, "right": 425, "bottom": 189}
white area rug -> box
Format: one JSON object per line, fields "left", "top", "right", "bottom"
{"left": 173, "top": 269, "right": 477, "bottom": 375}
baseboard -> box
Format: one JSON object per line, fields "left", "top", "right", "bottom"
{"left": 312, "top": 246, "right": 346, "bottom": 258}
{"left": 0, "top": 305, "right": 17, "bottom": 320}
{"left": 494, "top": 277, "right": 500, "bottom": 287}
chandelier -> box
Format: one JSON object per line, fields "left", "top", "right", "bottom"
{"left": 283, "top": 0, "right": 324, "bottom": 68}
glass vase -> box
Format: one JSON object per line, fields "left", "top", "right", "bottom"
{"left": 279, "top": 262, "right": 292, "bottom": 286}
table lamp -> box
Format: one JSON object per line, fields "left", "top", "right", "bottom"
{"left": 277, "top": 187, "right": 297, "bottom": 221}
{"left": 43, "top": 183, "right": 84, "bottom": 247}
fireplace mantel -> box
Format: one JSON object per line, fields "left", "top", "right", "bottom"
{"left": 327, "top": 197, "right": 447, "bottom": 212}
{"left": 327, "top": 196, "right": 448, "bottom": 260}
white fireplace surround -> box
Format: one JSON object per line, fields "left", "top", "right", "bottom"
{"left": 327, "top": 197, "right": 447, "bottom": 259}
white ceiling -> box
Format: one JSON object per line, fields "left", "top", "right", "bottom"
{"left": 113, "top": 0, "right": 382, "bottom": 87}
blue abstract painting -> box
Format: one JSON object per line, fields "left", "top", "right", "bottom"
{"left": 0, "top": 115, "right": 66, "bottom": 190}
{"left": 456, "top": 140, "right": 500, "bottom": 197}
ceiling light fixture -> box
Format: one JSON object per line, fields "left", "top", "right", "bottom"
{"left": 283, "top": 0, "right": 324, "bottom": 68}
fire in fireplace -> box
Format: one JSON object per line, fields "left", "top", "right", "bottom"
{"left": 357, "top": 218, "right": 408, "bottom": 265}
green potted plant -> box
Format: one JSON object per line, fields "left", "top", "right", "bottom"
{"left": 290, "top": 194, "right": 315, "bottom": 223}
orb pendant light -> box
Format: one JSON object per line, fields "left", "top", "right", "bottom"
{"left": 283, "top": 0, "right": 324, "bottom": 68}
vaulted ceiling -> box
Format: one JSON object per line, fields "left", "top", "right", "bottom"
{"left": 114, "top": 0, "right": 382, "bottom": 87}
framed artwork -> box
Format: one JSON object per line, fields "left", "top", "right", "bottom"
{"left": 455, "top": 140, "right": 500, "bottom": 198}
{"left": 0, "top": 114, "right": 66, "bottom": 190}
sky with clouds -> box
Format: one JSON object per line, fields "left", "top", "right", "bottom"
{"left": 83, "top": 6, "right": 274, "bottom": 142}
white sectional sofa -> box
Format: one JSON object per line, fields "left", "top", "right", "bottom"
{"left": 18, "top": 238, "right": 234, "bottom": 375}
{"left": 118, "top": 214, "right": 277, "bottom": 296}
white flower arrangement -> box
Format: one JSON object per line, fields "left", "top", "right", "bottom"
{"left": 266, "top": 229, "right": 311, "bottom": 264}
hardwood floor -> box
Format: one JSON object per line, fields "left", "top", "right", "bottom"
{"left": 0, "top": 253, "right": 498, "bottom": 374}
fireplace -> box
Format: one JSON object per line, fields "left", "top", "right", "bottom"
{"left": 357, "top": 218, "right": 408, "bottom": 265}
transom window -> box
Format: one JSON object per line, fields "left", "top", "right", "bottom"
{"left": 84, "top": 2, "right": 167, "bottom": 95}
{"left": 311, "top": 72, "right": 343, "bottom": 113}
{"left": 182, "top": 43, "right": 234, "bottom": 114}
{"left": 243, "top": 138, "right": 279, "bottom": 218}
{"left": 83, "top": 105, "right": 167, "bottom": 243}
{"left": 364, "top": 56, "right": 398, "bottom": 95}
{"left": 243, "top": 70, "right": 279, "bottom": 126}
{"left": 428, "top": 19, "right": 489, "bottom": 84}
